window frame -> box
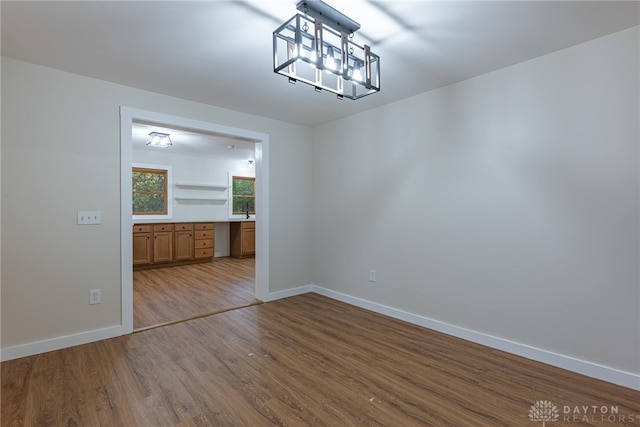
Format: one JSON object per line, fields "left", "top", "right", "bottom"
{"left": 229, "top": 174, "right": 256, "bottom": 219}
{"left": 132, "top": 163, "right": 173, "bottom": 220}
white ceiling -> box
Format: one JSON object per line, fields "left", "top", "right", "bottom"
{"left": 132, "top": 120, "right": 257, "bottom": 159}
{"left": 2, "top": 1, "right": 639, "bottom": 130}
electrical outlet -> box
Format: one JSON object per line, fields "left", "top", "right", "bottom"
{"left": 77, "top": 211, "right": 102, "bottom": 225}
{"left": 369, "top": 269, "right": 376, "bottom": 282}
{"left": 89, "top": 289, "right": 101, "bottom": 305}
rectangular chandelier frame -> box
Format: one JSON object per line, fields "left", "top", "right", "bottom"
{"left": 273, "top": 13, "right": 381, "bottom": 100}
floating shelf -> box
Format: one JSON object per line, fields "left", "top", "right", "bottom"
{"left": 174, "top": 197, "right": 227, "bottom": 203}
{"left": 174, "top": 182, "right": 228, "bottom": 190}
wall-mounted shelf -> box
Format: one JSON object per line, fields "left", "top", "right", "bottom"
{"left": 174, "top": 182, "right": 228, "bottom": 190}
{"left": 174, "top": 182, "right": 228, "bottom": 206}
{"left": 174, "top": 197, "right": 227, "bottom": 203}
{"left": 173, "top": 197, "right": 227, "bottom": 205}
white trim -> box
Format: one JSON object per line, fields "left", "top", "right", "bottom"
{"left": 120, "top": 108, "right": 134, "bottom": 333}
{"left": 265, "top": 285, "right": 314, "bottom": 302}
{"left": 254, "top": 139, "right": 269, "bottom": 300}
{"left": 310, "top": 285, "right": 640, "bottom": 391}
{"left": 1, "top": 325, "right": 125, "bottom": 361}
{"left": 3, "top": 277, "right": 637, "bottom": 391}
{"left": 120, "top": 106, "right": 270, "bottom": 326}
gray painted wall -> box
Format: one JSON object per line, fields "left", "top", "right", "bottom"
{"left": 311, "top": 27, "right": 639, "bottom": 375}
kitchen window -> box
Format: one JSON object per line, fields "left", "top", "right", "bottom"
{"left": 232, "top": 176, "right": 255, "bottom": 215}
{"left": 132, "top": 164, "right": 173, "bottom": 219}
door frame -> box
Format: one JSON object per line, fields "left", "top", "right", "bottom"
{"left": 120, "top": 107, "right": 270, "bottom": 333}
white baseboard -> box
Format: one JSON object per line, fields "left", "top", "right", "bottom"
{"left": 1, "top": 325, "right": 127, "bottom": 362}
{"left": 4, "top": 285, "right": 638, "bottom": 391}
{"left": 310, "top": 285, "right": 640, "bottom": 391}
{"left": 1, "top": 284, "right": 314, "bottom": 361}
{"left": 265, "top": 284, "right": 314, "bottom": 302}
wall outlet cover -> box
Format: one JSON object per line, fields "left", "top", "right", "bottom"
{"left": 89, "top": 289, "right": 101, "bottom": 305}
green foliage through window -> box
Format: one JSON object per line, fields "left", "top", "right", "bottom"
{"left": 232, "top": 176, "right": 255, "bottom": 215}
{"left": 133, "top": 168, "right": 168, "bottom": 215}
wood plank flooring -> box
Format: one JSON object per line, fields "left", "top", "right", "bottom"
{"left": 3, "top": 293, "right": 639, "bottom": 426}
{"left": 134, "top": 257, "right": 259, "bottom": 330}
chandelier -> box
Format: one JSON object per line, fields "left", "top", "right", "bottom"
{"left": 273, "top": 0, "right": 380, "bottom": 100}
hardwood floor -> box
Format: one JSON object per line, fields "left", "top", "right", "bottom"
{"left": 133, "top": 257, "right": 260, "bottom": 330}
{"left": 2, "top": 293, "right": 638, "bottom": 426}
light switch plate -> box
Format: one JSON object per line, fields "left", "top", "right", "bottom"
{"left": 77, "top": 211, "right": 102, "bottom": 225}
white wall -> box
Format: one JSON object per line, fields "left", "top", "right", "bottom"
{"left": 311, "top": 27, "right": 639, "bottom": 376}
{"left": 1, "top": 57, "right": 313, "bottom": 350}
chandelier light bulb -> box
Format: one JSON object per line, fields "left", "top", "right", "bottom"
{"left": 325, "top": 47, "right": 337, "bottom": 71}
{"left": 352, "top": 65, "right": 363, "bottom": 82}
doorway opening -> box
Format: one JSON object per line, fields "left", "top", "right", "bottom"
{"left": 133, "top": 257, "right": 260, "bottom": 331}
{"left": 120, "top": 107, "right": 270, "bottom": 334}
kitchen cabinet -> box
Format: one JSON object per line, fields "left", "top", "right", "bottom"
{"left": 133, "top": 222, "right": 214, "bottom": 269}
{"left": 230, "top": 221, "right": 255, "bottom": 258}
{"left": 194, "top": 223, "right": 215, "bottom": 259}
{"left": 174, "top": 223, "right": 194, "bottom": 261}
{"left": 132, "top": 225, "right": 152, "bottom": 265}
{"left": 153, "top": 224, "right": 174, "bottom": 263}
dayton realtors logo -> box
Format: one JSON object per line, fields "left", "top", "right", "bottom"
{"left": 529, "top": 401, "right": 560, "bottom": 426}
{"left": 529, "top": 400, "right": 640, "bottom": 424}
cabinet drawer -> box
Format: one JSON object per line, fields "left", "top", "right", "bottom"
{"left": 195, "top": 230, "right": 214, "bottom": 240}
{"left": 153, "top": 224, "right": 174, "bottom": 232}
{"left": 195, "top": 239, "right": 213, "bottom": 249}
{"left": 174, "top": 223, "right": 193, "bottom": 231}
{"left": 133, "top": 225, "right": 152, "bottom": 233}
{"left": 194, "top": 222, "right": 214, "bottom": 230}
{"left": 194, "top": 248, "right": 214, "bottom": 258}
{"left": 242, "top": 221, "right": 255, "bottom": 229}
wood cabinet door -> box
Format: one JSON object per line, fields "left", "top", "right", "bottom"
{"left": 242, "top": 227, "right": 256, "bottom": 255}
{"left": 174, "top": 230, "right": 194, "bottom": 261}
{"left": 153, "top": 231, "right": 173, "bottom": 263}
{"left": 132, "top": 232, "right": 152, "bottom": 265}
